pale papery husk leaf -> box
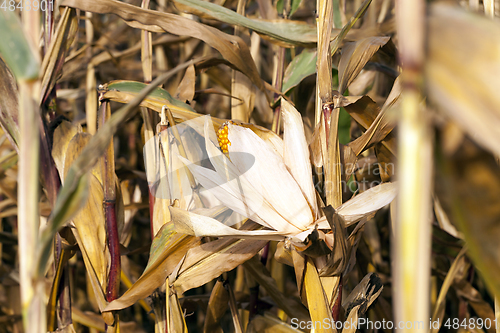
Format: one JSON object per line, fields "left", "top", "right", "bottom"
{"left": 281, "top": 99, "right": 319, "bottom": 219}
{"left": 227, "top": 122, "right": 314, "bottom": 231}
{"left": 316, "top": 182, "right": 397, "bottom": 228}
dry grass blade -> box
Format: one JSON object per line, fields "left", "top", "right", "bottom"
{"left": 61, "top": 0, "right": 265, "bottom": 93}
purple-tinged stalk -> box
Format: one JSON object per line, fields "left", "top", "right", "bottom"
{"left": 98, "top": 98, "right": 121, "bottom": 331}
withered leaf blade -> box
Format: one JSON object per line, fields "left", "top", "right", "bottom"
{"left": 204, "top": 280, "right": 228, "bottom": 333}
{"left": 172, "top": 221, "right": 267, "bottom": 294}
{"left": 319, "top": 206, "right": 349, "bottom": 277}
{"left": 105, "top": 223, "right": 199, "bottom": 311}
{"left": 40, "top": 7, "right": 78, "bottom": 104}
{"left": 61, "top": 0, "right": 265, "bottom": 94}
{"left": 243, "top": 256, "right": 310, "bottom": 322}
{"left": 338, "top": 36, "right": 390, "bottom": 94}
{"left": 175, "top": 64, "right": 196, "bottom": 104}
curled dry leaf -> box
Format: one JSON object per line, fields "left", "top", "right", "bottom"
{"left": 204, "top": 280, "right": 228, "bottom": 333}
{"left": 338, "top": 36, "right": 390, "bottom": 94}
{"left": 175, "top": 65, "right": 196, "bottom": 104}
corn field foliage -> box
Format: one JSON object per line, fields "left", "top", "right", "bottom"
{"left": 1, "top": 0, "right": 500, "bottom": 331}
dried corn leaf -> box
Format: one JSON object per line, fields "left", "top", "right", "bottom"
{"left": 204, "top": 280, "right": 228, "bottom": 333}
{"left": 374, "top": 143, "right": 396, "bottom": 181}
{"left": 430, "top": 247, "right": 467, "bottom": 333}
{"left": 51, "top": 121, "right": 80, "bottom": 179}
{"left": 243, "top": 256, "right": 310, "bottom": 322}
{"left": 61, "top": 133, "right": 108, "bottom": 287}
{"left": 72, "top": 221, "right": 110, "bottom": 319}
{"left": 41, "top": 62, "right": 193, "bottom": 275}
{"left": 346, "top": 79, "right": 400, "bottom": 155}
{"left": 343, "top": 95, "right": 380, "bottom": 130}
{"left": 172, "top": 0, "right": 318, "bottom": 47}
{"left": 62, "top": 0, "right": 265, "bottom": 93}
{"left": 338, "top": 37, "right": 390, "bottom": 94}
{"left": 39, "top": 7, "right": 78, "bottom": 103}
{"left": 105, "top": 222, "right": 199, "bottom": 311}
{"left": 318, "top": 206, "right": 348, "bottom": 277}
{"left": 172, "top": 221, "right": 267, "bottom": 294}
{"left": 102, "top": 80, "right": 224, "bottom": 128}
{"left": 175, "top": 65, "right": 196, "bottom": 104}
{"left": 348, "top": 106, "right": 393, "bottom": 156}
{"left": 302, "top": 256, "right": 335, "bottom": 332}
